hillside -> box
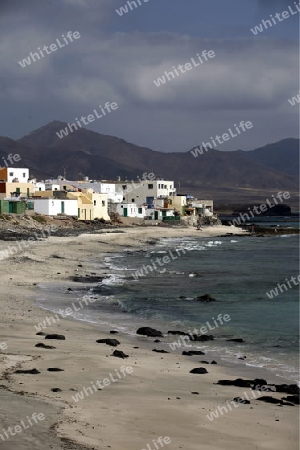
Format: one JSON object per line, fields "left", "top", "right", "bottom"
{"left": 12, "top": 121, "right": 298, "bottom": 190}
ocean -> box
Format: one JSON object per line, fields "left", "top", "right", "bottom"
{"left": 35, "top": 233, "right": 299, "bottom": 383}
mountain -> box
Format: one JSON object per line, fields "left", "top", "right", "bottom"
{"left": 241, "top": 138, "right": 299, "bottom": 177}
{"left": 0, "top": 122, "right": 298, "bottom": 196}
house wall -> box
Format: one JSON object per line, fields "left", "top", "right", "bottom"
{"left": 168, "top": 196, "right": 187, "bottom": 214}
{"left": 34, "top": 199, "right": 78, "bottom": 216}
{"left": 45, "top": 183, "right": 61, "bottom": 191}
{"left": 34, "top": 182, "right": 46, "bottom": 192}
{"left": 0, "top": 182, "right": 35, "bottom": 198}
{"left": 113, "top": 203, "right": 145, "bottom": 218}
{"left": 0, "top": 168, "right": 29, "bottom": 182}
{"left": 67, "top": 189, "right": 110, "bottom": 221}
{"left": 121, "top": 180, "right": 176, "bottom": 206}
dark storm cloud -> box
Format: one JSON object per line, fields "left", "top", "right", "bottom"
{"left": 0, "top": 0, "right": 298, "bottom": 152}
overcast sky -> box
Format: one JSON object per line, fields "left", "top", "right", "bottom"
{"left": 0, "top": 0, "right": 299, "bottom": 152}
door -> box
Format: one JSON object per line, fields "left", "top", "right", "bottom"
{"left": 124, "top": 208, "right": 128, "bottom": 217}
{"left": 61, "top": 201, "right": 65, "bottom": 213}
{"left": 154, "top": 211, "right": 159, "bottom": 220}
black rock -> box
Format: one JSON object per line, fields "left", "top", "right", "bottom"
{"left": 47, "top": 368, "right": 64, "bottom": 372}
{"left": 45, "top": 334, "right": 65, "bottom": 340}
{"left": 192, "top": 335, "right": 214, "bottom": 342}
{"left": 111, "top": 350, "right": 129, "bottom": 359}
{"left": 196, "top": 294, "right": 216, "bottom": 302}
{"left": 14, "top": 368, "right": 40, "bottom": 374}
{"left": 190, "top": 368, "right": 208, "bottom": 374}
{"left": 36, "top": 332, "right": 47, "bottom": 336}
{"left": 51, "top": 388, "right": 62, "bottom": 392}
{"left": 233, "top": 397, "right": 250, "bottom": 404}
{"left": 152, "top": 349, "right": 169, "bottom": 353}
{"left": 67, "top": 288, "right": 73, "bottom": 291}
{"left": 35, "top": 343, "right": 56, "bottom": 349}
{"left": 96, "top": 339, "right": 120, "bottom": 347}
{"left": 136, "top": 327, "right": 163, "bottom": 338}
{"left": 281, "top": 395, "right": 299, "bottom": 405}
{"left": 211, "top": 360, "right": 218, "bottom": 364}
{"left": 110, "top": 330, "right": 119, "bottom": 334}
{"left": 274, "top": 384, "right": 300, "bottom": 395}
{"left": 191, "top": 392, "right": 199, "bottom": 395}
{"left": 226, "top": 338, "right": 244, "bottom": 343}
{"left": 217, "top": 378, "right": 268, "bottom": 388}
{"left": 257, "top": 396, "right": 293, "bottom": 405}
{"left": 200, "top": 361, "right": 209, "bottom": 364}
{"left": 154, "top": 339, "right": 161, "bottom": 343}
{"left": 182, "top": 350, "right": 205, "bottom": 356}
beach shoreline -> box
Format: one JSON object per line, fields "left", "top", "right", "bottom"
{"left": 0, "top": 225, "right": 298, "bottom": 450}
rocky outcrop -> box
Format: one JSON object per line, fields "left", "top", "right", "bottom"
{"left": 111, "top": 350, "right": 129, "bottom": 359}
{"left": 45, "top": 334, "right": 65, "bottom": 340}
{"left": 136, "top": 327, "right": 163, "bottom": 338}
{"left": 189, "top": 368, "right": 208, "bottom": 374}
{"left": 96, "top": 338, "right": 120, "bottom": 347}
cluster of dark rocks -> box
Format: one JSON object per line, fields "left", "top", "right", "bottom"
{"left": 216, "top": 378, "right": 299, "bottom": 406}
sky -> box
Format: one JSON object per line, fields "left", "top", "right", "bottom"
{"left": 0, "top": 0, "right": 299, "bottom": 152}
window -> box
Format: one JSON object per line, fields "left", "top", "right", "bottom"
{"left": 102, "top": 201, "right": 105, "bottom": 206}
{"left": 23, "top": 173, "right": 26, "bottom": 178}
{"left": 94, "top": 200, "right": 96, "bottom": 206}
{"left": 131, "top": 199, "right": 134, "bottom": 203}
{"left": 138, "top": 208, "right": 142, "bottom": 214}
{"left": 123, "top": 197, "right": 125, "bottom": 201}
{"left": 9, "top": 172, "right": 13, "bottom": 176}
{"left": 122, "top": 185, "right": 127, "bottom": 190}
{"left": 148, "top": 184, "right": 153, "bottom": 189}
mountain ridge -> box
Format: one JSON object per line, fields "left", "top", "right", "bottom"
{"left": 0, "top": 122, "right": 297, "bottom": 192}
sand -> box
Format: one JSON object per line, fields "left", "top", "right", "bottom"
{"left": 0, "top": 225, "right": 298, "bottom": 450}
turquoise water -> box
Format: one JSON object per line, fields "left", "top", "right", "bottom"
{"left": 36, "top": 234, "right": 299, "bottom": 382}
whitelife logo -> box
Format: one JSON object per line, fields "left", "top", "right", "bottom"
{"left": 116, "top": 0, "right": 150, "bottom": 16}
{"left": 0, "top": 412, "right": 45, "bottom": 442}
{"left": 190, "top": 121, "right": 253, "bottom": 157}
{"left": 18, "top": 31, "right": 81, "bottom": 68}
{"left": 153, "top": 50, "right": 215, "bottom": 87}
{"left": 229, "top": 191, "right": 291, "bottom": 227}
{"left": 288, "top": 90, "right": 300, "bottom": 106}
{"left": 55, "top": 101, "right": 118, "bottom": 139}
{"left": 250, "top": 2, "right": 300, "bottom": 35}
{"left": 266, "top": 274, "right": 300, "bottom": 299}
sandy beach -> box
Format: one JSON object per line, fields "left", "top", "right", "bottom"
{"left": 0, "top": 225, "right": 298, "bottom": 450}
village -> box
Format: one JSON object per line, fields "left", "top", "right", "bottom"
{"left": 0, "top": 165, "right": 216, "bottom": 226}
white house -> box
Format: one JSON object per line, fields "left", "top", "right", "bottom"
{"left": 34, "top": 182, "right": 46, "bottom": 192}
{"left": 145, "top": 208, "right": 177, "bottom": 221}
{"left": 34, "top": 198, "right": 78, "bottom": 216}
{"left": 45, "top": 183, "right": 61, "bottom": 191}
{"left": 112, "top": 203, "right": 146, "bottom": 218}
{"left": 2, "top": 168, "right": 29, "bottom": 183}
{"left": 121, "top": 179, "right": 176, "bottom": 206}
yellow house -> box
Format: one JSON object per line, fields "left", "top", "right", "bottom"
{"left": 167, "top": 195, "right": 187, "bottom": 215}
{"left": 0, "top": 182, "right": 35, "bottom": 199}
{"left": 67, "top": 189, "right": 110, "bottom": 221}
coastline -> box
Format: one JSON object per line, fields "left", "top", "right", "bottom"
{"left": 0, "top": 225, "right": 298, "bottom": 450}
